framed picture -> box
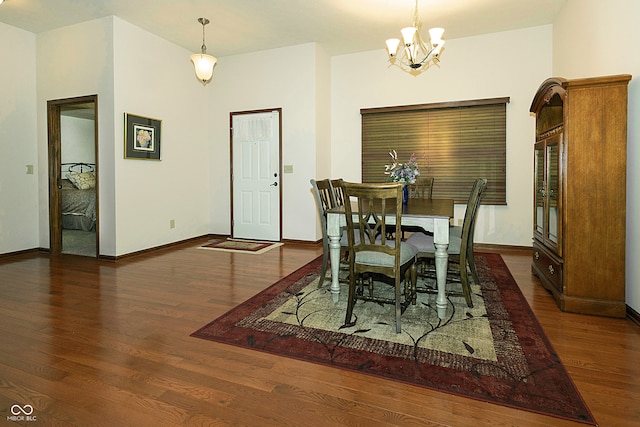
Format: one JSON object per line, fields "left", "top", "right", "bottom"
{"left": 124, "top": 113, "right": 162, "bottom": 160}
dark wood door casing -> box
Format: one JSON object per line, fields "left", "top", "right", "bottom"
{"left": 47, "top": 94, "right": 98, "bottom": 256}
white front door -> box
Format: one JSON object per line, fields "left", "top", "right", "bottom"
{"left": 231, "top": 110, "right": 281, "bottom": 241}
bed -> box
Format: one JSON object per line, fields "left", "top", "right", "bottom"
{"left": 61, "top": 163, "right": 96, "bottom": 231}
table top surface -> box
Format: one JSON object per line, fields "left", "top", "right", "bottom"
{"left": 328, "top": 198, "right": 454, "bottom": 219}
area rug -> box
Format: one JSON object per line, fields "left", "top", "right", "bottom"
{"left": 198, "top": 238, "right": 283, "bottom": 254}
{"left": 191, "top": 253, "right": 595, "bottom": 425}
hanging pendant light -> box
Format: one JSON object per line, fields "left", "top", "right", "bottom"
{"left": 190, "top": 18, "right": 217, "bottom": 86}
{"left": 385, "top": 0, "right": 445, "bottom": 73}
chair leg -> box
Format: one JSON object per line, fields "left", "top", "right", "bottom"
{"left": 410, "top": 263, "right": 418, "bottom": 305}
{"left": 395, "top": 277, "right": 402, "bottom": 334}
{"left": 317, "top": 240, "right": 329, "bottom": 288}
{"left": 460, "top": 263, "right": 474, "bottom": 308}
{"left": 343, "top": 273, "right": 358, "bottom": 328}
{"left": 403, "top": 265, "right": 418, "bottom": 306}
{"left": 468, "top": 252, "right": 481, "bottom": 288}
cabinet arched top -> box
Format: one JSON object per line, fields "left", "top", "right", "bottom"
{"left": 530, "top": 77, "right": 568, "bottom": 114}
{"left": 530, "top": 74, "right": 632, "bottom": 114}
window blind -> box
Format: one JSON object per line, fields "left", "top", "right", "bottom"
{"left": 361, "top": 98, "right": 508, "bottom": 205}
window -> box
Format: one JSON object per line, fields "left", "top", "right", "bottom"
{"left": 361, "top": 98, "right": 508, "bottom": 205}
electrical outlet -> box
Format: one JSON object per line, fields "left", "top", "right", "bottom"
{"left": 457, "top": 219, "right": 463, "bottom": 226}
{"left": 170, "top": 219, "right": 175, "bottom": 229}
{"left": 26, "top": 165, "right": 34, "bottom": 174}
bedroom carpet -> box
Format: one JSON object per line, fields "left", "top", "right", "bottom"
{"left": 191, "top": 253, "right": 595, "bottom": 425}
{"left": 62, "top": 229, "right": 96, "bottom": 257}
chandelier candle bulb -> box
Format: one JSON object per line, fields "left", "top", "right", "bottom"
{"left": 386, "top": 38, "right": 400, "bottom": 57}
{"left": 429, "top": 27, "right": 445, "bottom": 44}
{"left": 401, "top": 27, "right": 417, "bottom": 45}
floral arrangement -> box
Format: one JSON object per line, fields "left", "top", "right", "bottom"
{"left": 136, "top": 129, "right": 152, "bottom": 148}
{"left": 384, "top": 150, "right": 420, "bottom": 184}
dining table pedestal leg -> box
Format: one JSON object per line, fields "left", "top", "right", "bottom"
{"left": 433, "top": 216, "right": 450, "bottom": 319}
{"left": 434, "top": 242, "right": 449, "bottom": 318}
{"left": 328, "top": 234, "right": 342, "bottom": 302}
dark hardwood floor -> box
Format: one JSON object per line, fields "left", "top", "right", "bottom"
{"left": 0, "top": 239, "right": 638, "bottom": 426}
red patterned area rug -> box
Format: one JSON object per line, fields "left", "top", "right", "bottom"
{"left": 198, "top": 238, "right": 282, "bottom": 254}
{"left": 191, "top": 253, "right": 595, "bottom": 425}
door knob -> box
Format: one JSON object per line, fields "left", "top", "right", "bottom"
{"left": 270, "top": 182, "right": 278, "bottom": 187}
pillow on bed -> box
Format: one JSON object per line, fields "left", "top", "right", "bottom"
{"left": 60, "top": 179, "right": 76, "bottom": 190}
{"left": 68, "top": 172, "right": 96, "bottom": 190}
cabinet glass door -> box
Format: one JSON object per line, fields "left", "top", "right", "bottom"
{"left": 546, "top": 141, "right": 559, "bottom": 245}
{"left": 534, "top": 144, "right": 545, "bottom": 236}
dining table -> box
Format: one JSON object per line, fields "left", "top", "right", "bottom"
{"left": 326, "top": 198, "right": 455, "bottom": 319}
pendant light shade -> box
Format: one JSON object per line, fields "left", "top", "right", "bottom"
{"left": 191, "top": 52, "right": 217, "bottom": 85}
{"left": 191, "top": 18, "right": 217, "bottom": 86}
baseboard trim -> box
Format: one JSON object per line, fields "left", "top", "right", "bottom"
{"left": 474, "top": 243, "right": 532, "bottom": 253}
{"left": 102, "top": 235, "right": 212, "bottom": 262}
{"left": 628, "top": 305, "right": 640, "bottom": 327}
{"left": 0, "top": 247, "right": 41, "bottom": 260}
{"left": 282, "top": 238, "right": 321, "bottom": 247}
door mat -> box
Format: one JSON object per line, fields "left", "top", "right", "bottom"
{"left": 199, "top": 239, "right": 283, "bottom": 254}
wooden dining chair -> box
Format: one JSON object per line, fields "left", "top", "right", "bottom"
{"left": 310, "top": 179, "right": 336, "bottom": 288}
{"left": 329, "top": 178, "right": 352, "bottom": 265}
{"left": 342, "top": 182, "right": 418, "bottom": 333}
{"left": 330, "top": 178, "right": 346, "bottom": 207}
{"left": 406, "top": 178, "right": 487, "bottom": 307}
{"left": 401, "top": 176, "right": 435, "bottom": 240}
{"left": 409, "top": 176, "right": 434, "bottom": 199}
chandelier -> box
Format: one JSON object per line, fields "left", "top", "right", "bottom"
{"left": 190, "top": 18, "right": 218, "bottom": 86}
{"left": 385, "top": 0, "right": 445, "bottom": 72}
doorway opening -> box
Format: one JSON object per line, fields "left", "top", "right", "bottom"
{"left": 47, "top": 95, "right": 99, "bottom": 257}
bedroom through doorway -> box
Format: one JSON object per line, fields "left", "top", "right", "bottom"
{"left": 47, "top": 95, "right": 99, "bottom": 257}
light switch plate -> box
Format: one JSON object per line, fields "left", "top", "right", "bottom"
{"left": 283, "top": 165, "right": 294, "bottom": 173}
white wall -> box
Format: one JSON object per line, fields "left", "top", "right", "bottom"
{"left": 61, "top": 116, "right": 95, "bottom": 166}
{"left": 208, "top": 43, "right": 328, "bottom": 242}
{"left": 36, "top": 17, "right": 116, "bottom": 253}
{"left": 330, "top": 26, "right": 553, "bottom": 247}
{"left": 315, "top": 45, "right": 332, "bottom": 180}
{"left": 112, "top": 17, "right": 211, "bottom": 256}
{"left": 314, "top": 45, "right": 332, "bottom": 241}
{"left": 0, "top": 22, "right": 38, "bottom": 253}
{"left": 553, "top": 0, "right": 640, "bottom": 312}
{"left": 34, "top": 17, "right": 210, "bottom": 257}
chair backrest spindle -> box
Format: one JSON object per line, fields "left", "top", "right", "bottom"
{"left": 409, "top": 177, "right": 434, "bottom": 199}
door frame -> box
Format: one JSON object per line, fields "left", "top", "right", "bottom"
{"left": 47, "top": 94, "right": 99, "bottom": 256}
{"left": 229, "top": 108, "right": 282, "bottom": 241}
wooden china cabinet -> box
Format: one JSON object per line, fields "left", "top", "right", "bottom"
{"left": 529, "top": 74, "right": 631, "bottom": 318}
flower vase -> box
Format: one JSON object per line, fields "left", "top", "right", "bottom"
{"left": 402, "top": 185, "right": 409, "bottom": 205}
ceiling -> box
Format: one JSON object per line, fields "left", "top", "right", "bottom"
{"left": 0, "top": 0, "right": 566, "bottom": 57}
